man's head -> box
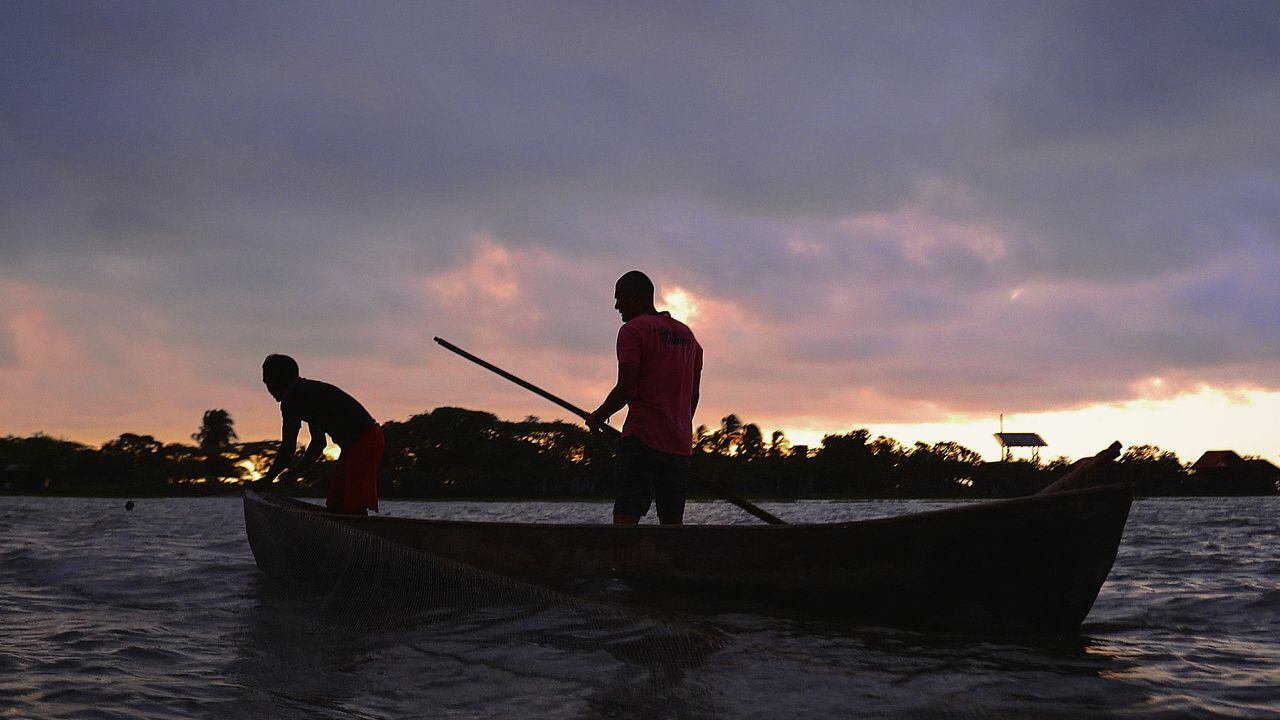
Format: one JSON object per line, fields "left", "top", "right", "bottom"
{"left": 262, "top": 354, "right": 299, "bottom": 401}
{"left": 614, "top": 270, "right": 656, "bottom": 322}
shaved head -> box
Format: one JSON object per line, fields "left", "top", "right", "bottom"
{"left": 262, "top": 353, "right": 299, "bottom": 382}
{"left": 613, "top": 270, "right": 657, "bottom": 322}
{"left": 616, "top": 270, "right": 655, "bottom": 300}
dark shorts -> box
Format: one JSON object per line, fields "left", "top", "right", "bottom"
{"left": 327, "top": 424, "right": 384, "bottom": 514}
{"left": 614, "top": 436, "right": 690, "bottom": 524}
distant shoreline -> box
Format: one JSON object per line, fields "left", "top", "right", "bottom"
{"left": 4, "top": 489, "right": 1277, "bottom": 502}
{"left": 6, "top": 406, "right": 1277, "bottom": 499}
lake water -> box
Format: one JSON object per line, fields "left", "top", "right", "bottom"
{"left": 2, "top": 495, "right": 1278, "bottom": 719}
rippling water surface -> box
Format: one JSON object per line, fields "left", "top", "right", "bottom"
{"left": 2, "top": 495, "right": 1277, "bottom": 719}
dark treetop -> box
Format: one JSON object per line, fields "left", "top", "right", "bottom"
{"left": 3, "top": 407, "right": 1277, "bottom": 499}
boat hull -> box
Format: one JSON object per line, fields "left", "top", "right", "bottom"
{"left": 244, "top": 484, "right": 1132, "bottom": 633}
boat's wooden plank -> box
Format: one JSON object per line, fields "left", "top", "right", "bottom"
{"left": 243, "top": 483, "right": 1132, "bottom": 633}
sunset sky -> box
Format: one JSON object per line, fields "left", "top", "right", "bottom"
{"left": 3, "top": 2, "right": 1278, "bottom": 463}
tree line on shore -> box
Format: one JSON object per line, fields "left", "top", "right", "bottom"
{"left": 1, "top": 407, "right": 1275, "bottom": 498}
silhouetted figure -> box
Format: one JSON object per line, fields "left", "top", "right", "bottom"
{"left": 587, "top": 271, "right": 703, "bottom": 525}
{"left": 261, "top": 354, "right": 383, "bottom": 515}
{"left": 124, "top": 500, "right": 135, "bottom": 511}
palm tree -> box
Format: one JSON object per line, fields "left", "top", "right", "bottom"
{"left": 193, "top": 409, "right": 238, "bottom": 452}
{"left": 738, "top": 423, "right": 765, "bottom": 461}
{"left": 712, "top": 414, "right": 743, "bottom": 456}
{"left": 694, "top": 424, "right": 712, "bottom": 453}
{"left": 767, "top": 430, "right": 790, "bottom": 458}
{"left": 193, "top": 409, "right": 238, "bottom": 485}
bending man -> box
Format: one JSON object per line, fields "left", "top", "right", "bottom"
{"left": 587, "top": 271, "right": 703, "bottom": 525}
{"left": 261, "top": 354, "right": 384, "bottom": 515}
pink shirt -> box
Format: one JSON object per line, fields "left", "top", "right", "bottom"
{"left": 617, "top": 312, "right": 703, "bottom": 455}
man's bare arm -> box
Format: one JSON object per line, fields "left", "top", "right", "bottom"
{"left": 264, "top": 419, "right": 301, "bottom": 481}
{"left": 290, "top": 425, "right": 328, "bottom": 475}
{"left": 587, "top": 361, "right": 640, "bottom": 430}
{"left": 691, "top": 363, "right": 701, "bottom": 418}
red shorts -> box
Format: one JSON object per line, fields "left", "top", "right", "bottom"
{"left": 327, "top": 424, "right": 384, "bottom": 513}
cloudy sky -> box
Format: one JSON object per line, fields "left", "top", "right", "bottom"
{"left": 3, "top": 1, "right": 1278, "bottom": 461}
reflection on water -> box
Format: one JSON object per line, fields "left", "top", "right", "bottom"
{"left": 221, "top": 575, "right": 721, "bottom": 719}
{"left": 1, "top": 495, "right": 1277, "bottom": 718}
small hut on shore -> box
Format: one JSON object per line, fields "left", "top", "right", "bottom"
{"left": 1186, "top": 451, "right": 1280, "bottom": 496}
{"left": 994, "top": 432, "right": 1047, "bottom": 463}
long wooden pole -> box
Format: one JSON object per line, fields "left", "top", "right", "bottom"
{"left": 433, "top": 337, "right": 787, "bottom": 525}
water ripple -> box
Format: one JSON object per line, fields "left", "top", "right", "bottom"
{"left": 1, "top": 495, "right": 1277, "bottom": 718}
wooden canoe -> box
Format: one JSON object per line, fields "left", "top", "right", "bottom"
{"left": 243, "top": 482, "right": 1132, "bottom": 634}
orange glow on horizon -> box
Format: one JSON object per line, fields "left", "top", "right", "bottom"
{"left": 20, "top": 387, "right": 1280, "bottom": 467}
{"left": 237, "top": 460, "right": 263, "bottom": 482}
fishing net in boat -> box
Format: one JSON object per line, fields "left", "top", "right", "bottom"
{"left": 245, "top": 496, "right": 724, "bottom": 668}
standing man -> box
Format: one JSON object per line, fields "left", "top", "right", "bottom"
{"left": 261, "top": 354, "right": 384, "bottom": 515}
{"left": 587, "top": 271, "right": 703, "bottom": 525}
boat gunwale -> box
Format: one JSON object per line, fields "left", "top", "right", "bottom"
{"left": 244, "top": 482, "right": 1133, "bottom": 532}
